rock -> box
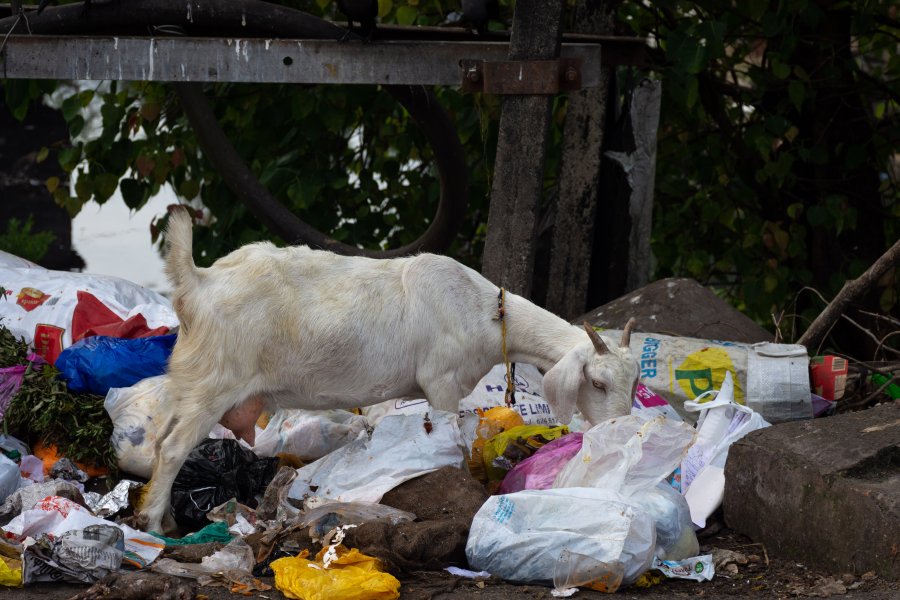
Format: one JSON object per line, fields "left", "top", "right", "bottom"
{"left": 724, "top": 403, "right": 900, "bottom": 579}
{"left": 576, "top": 278, "right": 771, "bottom": 343}
{"left": 342, "top": 466, "right": 489, "bottom": 571}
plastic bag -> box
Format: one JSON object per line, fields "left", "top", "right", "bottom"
{"left": 468, "top": 407, "right": 524, "bottom": 483}
{"left": 632, "top": 484, "right": 699, "bottom": 561}
{"left": 0, "top": 260, "right": 178, "bottom": 364}
{"left": 23, "top": 523, "right": 124, "bottom": 584}
{"left": 466, "top": 487, "right": 656, "bottom": 585}
{"left": 252, "top": 409, "right": 368, "bottom": 462}
{"left": 171, "top": 439, "right": 278, "bottom": 530}
{"left": 553, "top": 415, "right": 697, "bottom": 496}
{"left": 287, "top": 411, "right": 465, "bottom": 505}
{"left": 552, "top": 549, "right": 624, "bottom": 594}
{"left": 56, "top": 334, "right": 176, "bottom": 396}
{"left": 481, "top": 424, "right": 569, "bottom": 485}
{"left": 0, "top": 454, "right": 20, "bottom": 504}
{"left": 680, "top": 371, "right": 770, "bottom": 527}
{"left": 498, "top": 433, "right": 583, "bottom": 494}
{"left": 0, "top": 556, "right": 22, "bottom": 587}
{"left": 300, "top": 501, "right": 416, "bottom": 539}
{"left": 271, "top": 545, "right": 401, "bottom": 600}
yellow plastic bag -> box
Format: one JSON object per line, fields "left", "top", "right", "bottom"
{"left": 482, "top": 424, "right": 569, "bottom": 485}
{"left": 468, "top": 407, "right": 525, "bottom": 483}
{"left": 271, "top": 545, "right": 400, "bottom": 600}
{"left": 0, "top": 556, "right": 22, "bottom": 587}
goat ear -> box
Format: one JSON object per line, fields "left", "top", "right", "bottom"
{"left": 620, "top": 318, "right": 636, "bottom": 348}
{"left": 583, "top": 322, "right": 609, "bottom": 355}
{"left": 543, "top": 346, "right": 588, "bottom": 425}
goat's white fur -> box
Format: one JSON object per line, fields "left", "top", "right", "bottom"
{"left": 138, "top": 210, "right": 639, "bottom": 532}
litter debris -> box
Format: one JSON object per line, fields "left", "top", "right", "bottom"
{"left": 468, "top": 406, "right": 525, "bottom": 484}
{"left": 300, "top": 501, "right": 416, "bottom": 541}
{"left": 652, "top": 554, "right": 715, "bottom": 581}
{"left": 498, "top": 433, "right": 583, "bottom": 494}
{"left": 0, "top": 479, "right": 86, "bottom": 526}
{"left": 467, "top": 415, "right": 698, "bottom": 587}
{"left": 0, "top": 263, "right": 178, "bottom": 364}
{"left": 680, "top": 371, "right": 770, "bottom": 527}
{"left": 83, "top": 479, "right": 142, "bottom": 518}
{"left": 49, "top": 457, "right": 89, "bottom": 483}
{"left": 444, "top": 566, "right": 490, "bottom": 579}
{"left": 170, "top": 439, "right": 278, "bottom": 530}
{"left": 271, "top": 545, "right": 401, "bottom": 600}
{"left": 598, "top": 328, "right": 812, "bottom": 423}
{"left": 23, "top": 523, "right": 124, "bottom": 583}
{"left": 287, "top": 412, "right": 465, "bottom": 505}
{"left": 56, "top": 334, "right": 177, "bottom": 396}
{"left": 68, "top": 570, "right": 197, "bottom": 600}
{"left": 150, "top": 521, "right": 234, "bottom": 547}
{"left": 253, "top": 408, "right": 369, "bottom": 462}
{"left": 481, "top": 424, "right": 569, "bottom": 489}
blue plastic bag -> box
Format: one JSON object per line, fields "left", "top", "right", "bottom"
{"left": 56, "top": 334, "right": 177, "bottom": 396}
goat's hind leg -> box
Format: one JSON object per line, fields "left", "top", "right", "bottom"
{"left": 137, "top": 393, "right": 234, "bottom": 533}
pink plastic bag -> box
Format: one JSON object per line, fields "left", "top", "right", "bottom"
{"left": 498, "top": 433, "right": 583, "bottom": 494}
{"left": 0, "top": 353, "right": 44, "bottom": 420}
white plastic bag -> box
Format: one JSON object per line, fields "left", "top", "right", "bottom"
{"left": 0, "top": 260, "right": 178, "bottom": 364}
{"left": 287, "top": 411, "right": 465, "bottom": 504}
{"left": 553, "top": 415, "right": 697, "bottom": 497}
{"left": 252, "top": 409, "right": 368, "bottom": 461}
{"left": 553, "top": 416, "right": 699, "bottom": 564}
{"left": 104, "top": 376, "right": 168, "bottom": 478}
{"left": 466, "top": 487, "right": 656, "bottom": 585}
{"left": 0, "top": 454, "right": 20, "bottom": 504}
{"left": 680, "top": 371, "right": 770, "bottom": 527}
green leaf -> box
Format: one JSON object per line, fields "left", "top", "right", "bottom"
{"left": 57, "top": 146, "right": 81, "bottom": 172}
{"left": 668, "top": 30, "right": 708, "bottom": 75}
{"left": 68, "top": 115, "right": 85, "bottom": 138}
{"left": 396, "top": 6, "right": 416, "bottom": 25}
{"left": 93, "top": 173, "right": 120, "bottom": 204}
{"left": 178, "top": 179, "right": 201, "bottom": 199}
{"left": 771, "top": 59, "right": 791, "bottom": 80}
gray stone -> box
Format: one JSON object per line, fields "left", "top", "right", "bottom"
{"left": 576, "top": 277, "right": 771, "bottom": 343}
{"left": 724, "top": 402, "right": 900, "bottom": 579}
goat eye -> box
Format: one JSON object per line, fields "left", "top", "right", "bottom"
{"left": 591, "top": 380, "right": 606, "bottom": 391}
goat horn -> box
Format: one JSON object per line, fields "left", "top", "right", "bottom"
{"left": 620, "top": 318, "right": 636, "bottom": 348}
{"left": 583, "top": 322, "right": 609, "bottom": 355}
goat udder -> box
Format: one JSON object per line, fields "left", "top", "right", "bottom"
{"left": 218, "top": 395, "right": 266, "bottom": 446}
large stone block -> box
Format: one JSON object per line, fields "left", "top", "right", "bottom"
{"left": 724, "top": 403, "right": 900, "bottom": 579}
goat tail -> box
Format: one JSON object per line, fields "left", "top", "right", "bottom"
{"left": 164, "top": 208, "right": 199, "bottom": 291}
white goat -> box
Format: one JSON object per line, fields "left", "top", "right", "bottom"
{"left": 137, "top": 209, "right": 639, "bottom": 533}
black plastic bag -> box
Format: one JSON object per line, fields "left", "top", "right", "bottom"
{"left": 170, "top": 439, "right": 279, "bottom": 530}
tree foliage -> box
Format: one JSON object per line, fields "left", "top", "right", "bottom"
{"left": 619, "top": 0, "right": 898, "bottom": 332}
{"left": 2, "top": 0, "right": 897, "bottom": 337}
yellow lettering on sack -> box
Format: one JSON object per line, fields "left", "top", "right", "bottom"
{"left": 672, "top": 347, "right": 745, "bottom": 404}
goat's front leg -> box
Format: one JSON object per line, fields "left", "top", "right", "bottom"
{"left": 137, "top": 400, "right": 231, "bottom": 533}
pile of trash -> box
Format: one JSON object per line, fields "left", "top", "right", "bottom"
{"left": 0, "top": 256, "right": 841, "bottom": 598}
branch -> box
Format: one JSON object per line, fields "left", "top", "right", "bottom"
{"left": 798, "top": 237, "right": 900, "bottom": 352}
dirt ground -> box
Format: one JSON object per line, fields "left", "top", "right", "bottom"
{"left": 1, "top": 525, "right": 897, "bottom": 600}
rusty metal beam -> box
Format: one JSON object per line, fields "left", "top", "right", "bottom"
{"left": 0, "top": 35, "right": 603, "bottom": 86}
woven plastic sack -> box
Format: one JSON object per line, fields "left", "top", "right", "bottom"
{"left": 271, "top": 546, "right": 400, "bottom": 600}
